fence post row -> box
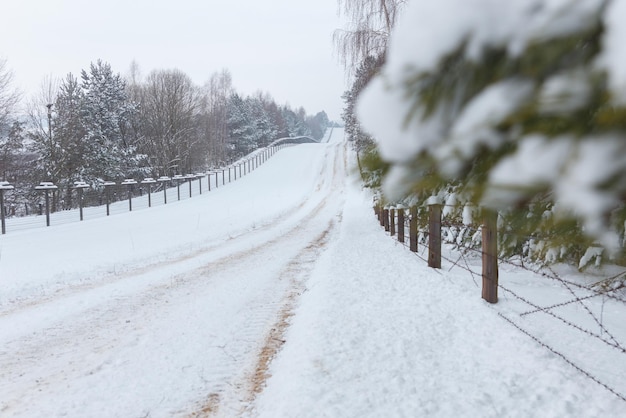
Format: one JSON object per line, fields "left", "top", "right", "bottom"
{"left": 375, "top": 200, "right": 500, "bottom": 304}
{"left": 0, "top": 145, "right": 284, "bottom": 234}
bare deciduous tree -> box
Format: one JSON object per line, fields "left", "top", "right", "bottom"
{"left": 333, "top": 0, "right": 407, "bottom": 72}
{"left": 0, "top": 58, "right": 21, "bottom": 130}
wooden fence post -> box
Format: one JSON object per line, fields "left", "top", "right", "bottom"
{"left": 383, "top": 208, "right": 390, "bottom": 232}
{"left": 390, "top": 208, "right": 396, "bottom": 236}
{"left": 482, "top": 209, "right": 499, "bottom": 303}
{"left": 409, "top": 206, "right": 417, "bottom": 252}
{"left": 398, "top": 208, "right": 405, "bottom": 243}
{"left": 427, "top": 198, "right": 442, "bottom": 269}
{"left": 379, "top": 204, "right": 384, "bottom": 226}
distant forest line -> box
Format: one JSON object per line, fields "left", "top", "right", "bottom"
{"left": 0, "top": 59, "right": 337, "bottom": 214}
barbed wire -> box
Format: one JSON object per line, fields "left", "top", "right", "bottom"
{"left": 377, "top": 209, "right": 626, "bottom": 402}
{"left": 498, "top": 312, "right": 626, "bottom": 403}
{"left": 498, "top": 284, "right": 626, "bottom": 354}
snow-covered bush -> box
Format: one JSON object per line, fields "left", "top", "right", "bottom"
{"left": 357, "top": 0, "right": 626, "bottom": 260}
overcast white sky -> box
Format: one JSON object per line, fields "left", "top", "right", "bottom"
{"left": 0, "top": 0, "right": 348, "bottom": 121}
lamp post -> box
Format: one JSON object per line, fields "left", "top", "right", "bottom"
{"left": 73, "top": 181, "right": 90, "bottom": 221}
{"left": 157, "top": 176, "right": 171, "bottom": 204}
{"left": 35, "top": 182, "right": 58, "bottom": 226}
{"left": 141, "top": 178, "right": 156, "bottom": 207}
{"left": 121, "top": 179, "right": 137, "bottom": 211}
{"left": 102, "top": 181, "right": 116, "bottom": 216}
{"left": 0, "top": 181, "right": 14, "bottom": 234}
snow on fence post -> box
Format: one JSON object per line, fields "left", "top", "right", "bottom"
{"left": 397, "top": 206, "right": 405, "bottom": 243}
{"left": 482, "top": 209, "right": 499, "bottom": 303}
{"left": 141, "top": 178, "right": 156, "bottom": 207}
{"left": 157, "top": 176, "right": 170, "bottom": 204}
{"left": 73, "top": 181, "right": 90, "bottom": 221}
{"left": 390, "top": 208, "right": 396, "bottom": 236}
{"left": 35, "top": 182, "right": 58, "bottom": 227}
{"left": 427, "top": 196, "right": 443, "bottom": 269}
{"left": 0, "top": 181, "right": 14, "bottom": 234}
{"left": 121, "top": 179, "right": 137, "bottom": 211}
{"left": 409, "top": 206, "right": 418, "bottom": 252}
{"left": 185, "top": 174, "right": 195, "bottom": 197}
{"left": 103, "top": 181, "right": 116, "bottom": 215}
{"left": 195, "top": 173, "right": 204, "bottom": 194}
{"left": 173, "top": 174, "right": 184, "bottom": 200}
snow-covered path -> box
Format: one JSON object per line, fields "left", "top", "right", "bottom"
{"left": 0, "top": 133, "right": 348, "bottom": 417}
{"left": 1, "top": 128, "right": 626, "bottom": 417}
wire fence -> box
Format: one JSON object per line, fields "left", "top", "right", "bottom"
{"left": 0, "top": 144, "right": 293, "bottom": 234}
{"left": 375, "top": 203, "right": 626, "bottom": 404}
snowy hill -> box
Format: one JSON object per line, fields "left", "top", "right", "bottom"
{"left": 0, "top": 128, "right": 625, "bottom": 417}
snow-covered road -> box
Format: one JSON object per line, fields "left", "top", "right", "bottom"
{"left": 2, "top": 128, "right": 626, "bottom": 417}
{"left": 0, "top": 132, "right": 348, "bottom": 417}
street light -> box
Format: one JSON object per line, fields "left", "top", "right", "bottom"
{"left": 121, "top": 179, "right": 137, "bottom": 211}
{"left": 141, "top": 177, "right": 156, "bottom": 207}
{"left": 73, "top": 181, "right": 90, "bottom": 221}
{"left": 35, "top": 181, "right": 58, "bottom": 227}
{"left": 0, "top": 181, "right": 14, "bottom": 234}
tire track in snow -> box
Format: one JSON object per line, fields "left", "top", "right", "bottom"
{"left": 0, "top": 143, "right": 339, "bottom": 322}
{"left": 191, "top": 139, "right": 348, "bottom": 417}
{"left": 0, "top": 140, "right": 350, "bottom": 417}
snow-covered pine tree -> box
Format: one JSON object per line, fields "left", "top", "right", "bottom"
{"left": 227, "top": 93, "right": 256, "bottom": 157}
{"left": 247, "top": 96, "right": 277, "bottom": 149}
{"left": 80, "top": 60, "right": 140, "bottom": 181}
{"left": 52, "top": 73, "right": 87, "bottom": 208}
{"left": 358, "top": 0, "right": 626, "bottom": 261}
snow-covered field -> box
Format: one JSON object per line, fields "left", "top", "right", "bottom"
{"left": 1, "top": 129, "right": 625, "bottom": 417}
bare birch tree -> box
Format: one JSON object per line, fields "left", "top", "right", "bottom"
{"left": 0, "top": 58, "right": 20, "bottom": 130}
{"left": 333, "top": 0, "right": 407, "bottom": 72}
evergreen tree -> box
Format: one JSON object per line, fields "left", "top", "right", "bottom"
{"left": 358, "top": 0, "right": 626, "bottom": 259}
{"left": 227, "top": 93, "right": 256, "bottom": 157}
{"left": 80, "top": 60, "right": 140, "bottom": 180}
{"left": 53, "top": 74, "right": 87, "bottom": 207}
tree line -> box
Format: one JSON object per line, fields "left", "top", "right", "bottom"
{"left": 0, "top": 59, "right": 331, "bottom": 214}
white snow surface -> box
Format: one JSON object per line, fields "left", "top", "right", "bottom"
{"left": 1, "top": 129, "right": 625, "bottom": 417}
